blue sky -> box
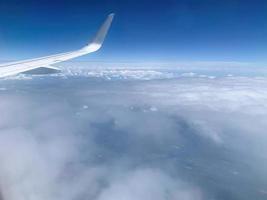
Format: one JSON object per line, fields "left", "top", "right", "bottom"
{"left": 0, "top": 0, "right": 267, "bottom": 64}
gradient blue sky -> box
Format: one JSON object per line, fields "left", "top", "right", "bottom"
{"left": 0, "top": 0, "right": 267, "bottom": 64}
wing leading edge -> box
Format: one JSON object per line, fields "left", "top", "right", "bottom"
{"left": 0, "top": 13, "right": 114, "bottom": 78}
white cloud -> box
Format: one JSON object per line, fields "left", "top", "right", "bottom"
{"left": 1, "top": 74, "right": 267, "bottom": 199}
{"left": 97, "top": 169, "right": 202, "bottom": 200}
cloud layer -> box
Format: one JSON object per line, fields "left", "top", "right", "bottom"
{"left": 0, "top": 74, "right": 267, "bottom": 200}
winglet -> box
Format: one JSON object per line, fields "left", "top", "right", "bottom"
{"left": 83, "top": 13, "right": 114, "bottom": 52}
{"left": 92, "top": 13, "right": 114, "bottom": 45}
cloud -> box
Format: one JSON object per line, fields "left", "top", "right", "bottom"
{"left": 97, "top": 169, "right": 202, "bottom": 200}
{"left": 0, "top": 74, "right": 267, "bottom": 199}
{"left": 0, "top": 91, "right": 203, "bottom": 200}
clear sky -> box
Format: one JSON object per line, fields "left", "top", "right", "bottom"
{"left": 0, "top": 0, "right": 267, "bottom": 64}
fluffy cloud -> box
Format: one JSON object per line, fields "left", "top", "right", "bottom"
{"left": 0, "top": 73, "right": 267, "bottom": 200}
{"left": 97, "top": 169, "right": 202, "bottom": 200}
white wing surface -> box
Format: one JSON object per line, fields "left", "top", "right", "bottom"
{"left": 0, "top": 13, "right": 114, "bottom": 78}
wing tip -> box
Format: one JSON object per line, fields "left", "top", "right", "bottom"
{"left": 83, "top": 13, "right": 115, "bottom": 52}
{"left": 109, "top": 13, "right": 115, "bottom": 17}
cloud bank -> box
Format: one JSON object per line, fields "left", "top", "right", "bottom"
{"left": 0, "top": 74, "right": 267, "bottom": 200}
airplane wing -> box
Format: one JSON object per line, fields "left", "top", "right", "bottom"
{"left": 0, "top": 13, "right": 114, "bottom": 78}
